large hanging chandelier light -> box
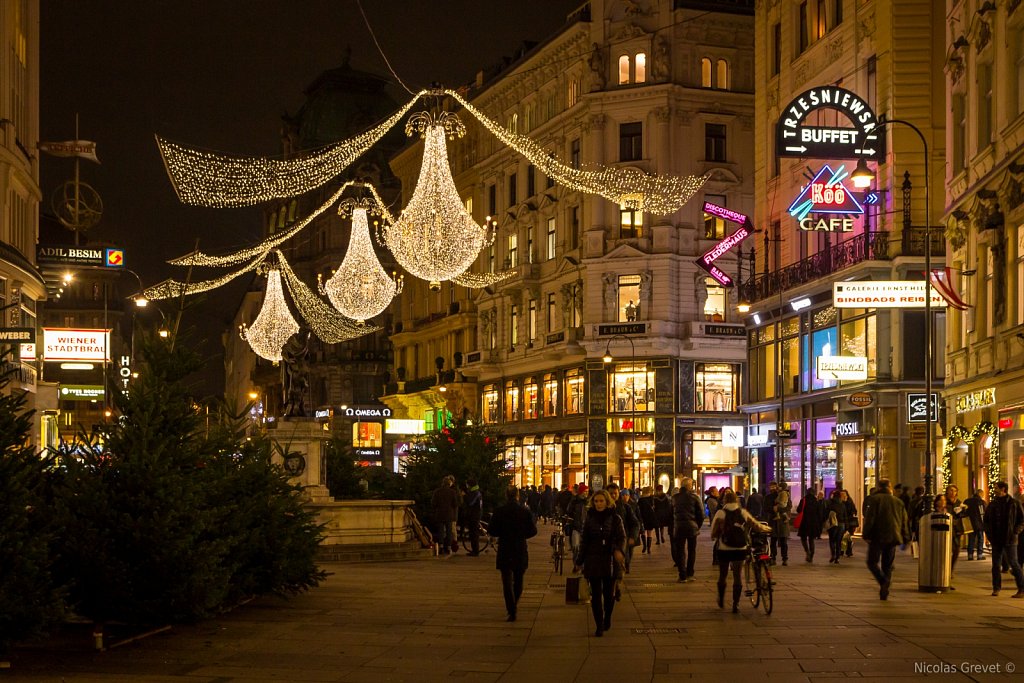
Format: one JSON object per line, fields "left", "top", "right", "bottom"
{"left": 320, "top": 203, "right": 402, "bottom": 322}
{"left": 276, "top": 251, "right": 381, "bottom": 343}
{"left": 238, "top": 264, "right": 299, "bottom": 362}
{"left": 380, "top": 111, "right": 494, "bottom": 290}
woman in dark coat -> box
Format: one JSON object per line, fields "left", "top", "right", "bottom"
{"left": 797, "top": 487, "right": 826, "bottom": 563}
{"left": 825, "top": 489, "right": 850, "bottom": 564}
{"left": 573, "top": 489, "right": 626, "bottom": 637}
{"left": 638, "top": 486, "right": 658, "bottom": 553}
{"left": 488, "top": 486, "right": 538, "bottom": 622}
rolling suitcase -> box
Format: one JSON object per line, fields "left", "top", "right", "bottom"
{"left": 565, "top": 575, "right": 590, "bottom": 604}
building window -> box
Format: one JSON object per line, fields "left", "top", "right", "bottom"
{"left": 987, "top": 246, "right": 996, "bottom": 338}
{"left": 701, "top": 57, "right": 712, "bottom": 87}
{"left": 635, "top": 52, "right": 647, "bottom": 83}
{"left": 505, "top": 380, "right": 520, "bottom": 421}
{"left": 620, "top": 205, "right": 643, "bottom": 238}
{"left": 703, "top": 194, "right": 727, "bottom": 239}
{"left": 565, "top": 368, "right": 585, "bottom": 414}
{"left": 488, "top": 184, "right": 497, "bottom": 216}
{"left": 482, "top": 384, "right": 499, "bottom": 424}
{"left": 571, "top": 138, "right": 580, "bottom": 169}
{"left": 1017, "top": 227, "right": 1024, "bottom": 325}
{"left": 618, "top": 274, "right": 641, "bottom": 322}
{"left": 510, "top": 304, "right": 519, "bottom": 348}
{"left": 488, "top": 243, "right": 496, "bottom": 273}
{"left": 542, "top": 373, "right": 559, "bottom": 417}
{"left": 839, "top": 312, "right": 877, "bottom": 379}
{"left": 1016, "top": 29, "right": 1024, "bottom": 118}
{"left": 619, "top": 122, "right": 642, "bottom": 161}
{"left": 834, "top": 0, "right": 843, "bottom": 26}
{"left": 568, "top": 432, "right": 586, "bottom": 465}
{"left": 771, "top": 22, "right": 781, "bottom": 76}
{"left": 528, "top": 299, "right": 537, "bottom": 345}
{"left": 609, "top": 363, "right": 654, "bottom": 413}
{"left": 695, "top": 363, "right": 738, "bottom": 412}
{"left": 508, "top": 171, "right": 517, "bottom": 206}
{"left": 705, "top": 123, "right": 726, "bottom": 162}
{"left": 798, "top": 2, "right": 809, "bottom": 53}
{"left": 527, "top": 225, "right": 535, "bottom": 263}
{"left": 978, "top": 63, "right": 993, "bottom": 151}
{"left": 507, "top": 112, "right": 518, "bottom": 133}
{"left": 547, "top": 293, "right": 558, "bottom": 332}
{"left": 816, "top": 0, "right": 826, "bottom": 39}
{"left": 507, "top": 232, "right": 519, "bottom": 268}
{"left": 952, "top": 94, "right": 967, "bottom": 174}
{"left": 716, "top": 59, "right": 729, "bottom": 90}
{"left": 618, "top": 54, "right": 630, "bottom": 84}
{"left": 547, "top": 217, "right": 557, "bottom": 260}
{"left": 704, "top": 277, "right": 726, "bottom": 321}
{"left": 527, "top": 165, "right": 536, "bottom": 197}
{"left": 524, "top": 377, "right": 539, "bottom": 419}
{"left": 568, "top": 78, "right": 580, "bottom": 108}
{"left": 570, "top": 206, "right": 580, "bottom": 249}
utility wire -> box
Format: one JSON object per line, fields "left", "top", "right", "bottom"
{"left": 356, "top": 0, "right": 416, "bottom": 95}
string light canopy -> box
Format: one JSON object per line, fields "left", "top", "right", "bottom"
{"left": 452, "top": 270, "right": 515, "bottom": 288}
{"left": 143, "top": 253, "right": 267, "bottom": 300}
{"left": 380, "top": 111, "right": 495, "bottom": 290}
{"left": 320, "top": 203, "right": 402, "bottom": 322}
{"left": 239, "top": 264, "right": 299, "bottom": 362}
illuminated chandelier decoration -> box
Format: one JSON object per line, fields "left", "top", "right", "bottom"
{"left": 444, "top": 89, "right": 707, "bottom": 215}
{"left": 380, "top": 110, "right": 495, "bottom": 290}
{"left": 238, "top": 264, "right": 299, "bottom": 362}
{"left": 276, "top": 251, "right": 381, "bottom": 343}
{"left": 320, "top": 202, "right": 402, "bottom": 322}
{"left": 155, "top": 96, "right": 422, "bottom": 207}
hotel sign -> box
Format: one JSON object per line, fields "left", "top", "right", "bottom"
{"left": 955, "top": 388, "right": 996, "bottom": 414}
{"left": 833, "top": 281, "right": 946, "bottom": 309}
{"left": 775, "top": 86, "right": 884, "bottom": 161}
{"left": 42, "top": 328, "right": 110, "bottom": 362}
{"left": 816, "top": 356, "right": 868, "bottom": 381}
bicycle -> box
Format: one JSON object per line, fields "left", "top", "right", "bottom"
{"left": 550, "top": 515, "right": 573, "bottom": 575}
{"left": 743, "top": 530, "right": 774, "bottom": 615}
{"left": 460, "top": 515, "right": 494, "bottom": 554}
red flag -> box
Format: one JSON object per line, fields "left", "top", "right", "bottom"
{"left": 929, "top": 268, "right": 970, "bottom": 310}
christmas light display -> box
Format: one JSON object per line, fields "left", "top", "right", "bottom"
{"left": 452, "top": 270, "right": 514, "bottom": 288}
{"left": 320, "top": 205, "right": 402, "bottom": 322}
{"left": 238, "top": 266, "right": 299, "bottom": 362}
{"left": 276, "top": 251, "right": 380, "bottom": 343}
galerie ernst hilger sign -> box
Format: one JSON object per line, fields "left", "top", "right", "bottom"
{"left": 833, "top": 282, "right": 947, "bottom": 309}
{"left": 775, "top": 86, "right": 884, "bottom": 161}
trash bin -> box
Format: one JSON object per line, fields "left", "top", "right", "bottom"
{"left": 918, "top": 511, "right": 952, "bottom": 592}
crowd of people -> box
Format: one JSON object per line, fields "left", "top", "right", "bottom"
{"left": 429, "top": 474, "right": 1024, "bottom": 630}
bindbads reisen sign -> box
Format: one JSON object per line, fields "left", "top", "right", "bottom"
{"left": 775, "top": 86, "right": 884, "bottom": 161}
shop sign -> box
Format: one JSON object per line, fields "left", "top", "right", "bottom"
{"left": 354, "top": 448, "right": 382, "bottom": 459}
{"left": 816, "top": 356, "right": 868, "bottom": 381}
{"left": 704, "top": 323, "right": 746, "bottom": 337}
{"left": 0, "top": 328, "right": 35, "bottom": 343}
{"left": 776, "top": 428, "right": 798, "bottom": 439}
{"left": 835, "top": 421, "right": 860, "bottom": 437}
{"left": 955, "top": 388, "right": 996, "bottom": 414}
{"left": 19, "top": 343, "right": 35, "bottom": 360}
{"left": 907, "top": 393, "right": 939, "bottom": 423}
{"left": 788, "top": 164, "right": 865, "bottom": 228}
{"left": 314, "top": 406, "right": 333, "bottom": 421}
{"left": 42, "top": 328, "right": 110, "bottom": 362}
{"left": 721, "top": 425, "right": 744, "bottom": 447}
{"left": 37, "top": 245, "right": 126, "bottom": 268}
{"left": 695, "top": 208, "right": 752, "bottom": 288}
{"left": 342, "top": 405, "right": 392, "bottom": 418}
{"left": 775, "top": 86, "right": 884, "bottom": 161}
{"left": 848, "top": 392, "right": 873, "bottom": 407}
{"left": 385, "top": 418, "right": 426, "bottom": 435}
{"left": 597, "top": 323, "right": 646, "bottom": 336}
{"left": 747, "top": 423, "right": 773, "bottom": 447}
{"left": 702, "top": 201, "right": 750, "bottom": 227}
{"left": 59, "top": 384, "right": 104, "bottom": 401}
{"left": 833, "top": 281, "right": 946, "bottom": 309}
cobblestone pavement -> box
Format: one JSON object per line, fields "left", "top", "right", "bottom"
{"left": 6, "top": 526, "right": 1024, "bottom": 682}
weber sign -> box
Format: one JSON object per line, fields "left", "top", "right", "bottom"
{"left": 775, "top": 86, "right": 884, "bottom": 161}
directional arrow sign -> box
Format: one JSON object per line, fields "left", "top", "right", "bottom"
{"left": 775, "top": 86, "right": 885, "bottom": 161}
{"left": 696, "top": 220, "right": 752, "bottom": 288}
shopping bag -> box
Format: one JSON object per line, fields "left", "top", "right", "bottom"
{"left": 961, "top": 516, "right": 974, "bottom": 535}
{"left": 565, "top": 575, "right": 591, "bottom": 604}
{"left": 840, "top": 531, "right": 851, "bottom": 554}
{"left": 911, "top": 540, "right": 919, "bottom": 558}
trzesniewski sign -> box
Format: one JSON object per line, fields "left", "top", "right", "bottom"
{"left": 833, "top": 282, "right": 947, "bottom": 309}
{"left": 37, "top": 245, "right": 125, "bottom": 268}
{"left": 816, "top": 356, "right": 868, "bottom": 381}
{"left": 775, "top": 86, "right": 884, "bottom": 161}
{"left": 42, "top": 328, "right": 110, "bottom": 361}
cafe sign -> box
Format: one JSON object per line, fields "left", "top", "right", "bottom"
{"left": 775, "top": 86, "right": 884, "bottom": 161}
{"left": 955, "top": 388, "right": 995, "bottom": 414}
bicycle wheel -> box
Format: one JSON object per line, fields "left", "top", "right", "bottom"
{"left": 481, "top": 530, "right": 494, "bottom": 553}
{"left": 553, "top": 539, "right": 563, "bottom": 575}
{"left": 759, "top": 564, "right": 774, "bottom": 615}
{"left": 746, "top": 560, "right": 760, "bottom": 607}
{"left": 461, "top": 529, "right": 473, "bottom": 553}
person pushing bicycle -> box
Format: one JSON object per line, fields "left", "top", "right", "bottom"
{"left": 710, "top": 490, "right": 771, "bottom": 613}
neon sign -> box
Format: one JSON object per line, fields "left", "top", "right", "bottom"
{"left": 702, "top": 201, "right": 749, "bottom": 227}
{"left": 787, "top": 164, "right": 865, "bottom": 232}
{"left": 695, "top": 202, "right": 753, "bottom": 288}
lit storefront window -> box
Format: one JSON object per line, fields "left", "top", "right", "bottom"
{"left": 617, "top": 274, "right": 641, "bottom": 321}
{"left": 524, "top": 377, "right": 539, "bottom": 420}
{"left": 542, "top": 435, "right": 561, "bottom": 489}
{"left": 481, "top": 384, "right": 499, "bottom": 424}
{"left": 568, "top": 433, "right": 587, "bottom": 466}
{"left": 609, "top": 363, "right": 654, "bottom": 413}
{"left": 839, "top": 312, "right": 877, "bottom": 380}
{"left": 522, "top": 436, "right": 538, "bottom": 487}
{"left": 542, "top": 373, "right": 558, "bottom": 417}
{"left": 505, "top": 380, "right": 520, "bottom": 422}
{"left": 565, "top": 368, "right": 585, "bottom": 414}
{"left": 353, "top": 422, "right": 383, "bottom": 448}
{"left": 695, "top": 363, "right": 738, "bottom": 412}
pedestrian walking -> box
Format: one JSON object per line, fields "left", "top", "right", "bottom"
{"left": 653, "top": 484, "right": 672, "bottom": 545}
{"left": 672, "top": 477, "right": 705, "bottom": 582}
{"left": 861, "top": 479, "right": 910, "bottom": 601}
{"left": 746, "top": 487, "right": 764, "bottom": 520}
{"left": 555, "top": 483, "right": 574, "bottom": 519}
{"left": 487, "top": 486, "right": 538, "bottom": 621}
{"left": 706, "top": 486, "right": 722, "bottom": 565}
{"left": 844, "top": 490, "right": 859, "bottom": 558}
{"left": 797, "top": 487, "right": 825, "bottom": 563}
{"left": 463, "top": 477, "right": 483, "bottom": 556}
{"left": 573, "top": 489, "right": 626, "bottom": 637}
{"left": 710, "top": 490, "right": 770, "bottom": 613}
{"left": 825, "top": 490, "right": 849, "bottom": 564}
{"left": 607, "top": 483, "right": 640, "bottom": 575}
{"left": 431, "top": 475, "right": 460, "bottom": 554}
{"left": 982, "top": 481, "right": 1024, "bottom": 598}
{"left": 638, "top": 486, "right": 658, "bottom": 553}
{"left": 965, "top": 488, "right": 987, "bottom": 560}
{"left": 540, "top": 484, "right": 555, "bottom": 523}
{"left": 768, "top": 486, "right": 792, "bottom": 565}
{"left": 946, "top": 485, "right": 966, "bottom": 579}
{"left": 566, "top": 483, "right": 589, "bottom": 552}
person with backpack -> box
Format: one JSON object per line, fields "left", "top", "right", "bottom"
{"left": 463, "top": 477, "right": 484, "bottom": 556}
{"left": 711, "top": 490, "right": 770, "bottom": 613}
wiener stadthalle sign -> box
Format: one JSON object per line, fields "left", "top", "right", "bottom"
{"left": 775, "top": 86, "right": 885, "bottom": 161}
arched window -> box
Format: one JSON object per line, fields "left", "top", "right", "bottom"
{"left": 618, "top": 55, "right": 631, "bottom": 84}
{"left": 716, "top": 59, "right": 729, "bottom": 90}
{"left": 635, "top": 52, "right": 647, "bottom": 83}
{"left": 507, "top": 112, "right": 518, "bottom": 133}
{"left": 701, "top": 58, "right": 712, "bottom": 88}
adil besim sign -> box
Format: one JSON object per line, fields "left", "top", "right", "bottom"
{"left": 42, "top": 328, "right": 110, "bottom": 362}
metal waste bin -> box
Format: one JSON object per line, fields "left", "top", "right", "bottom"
{"left": 918, "top": 512, "right": 952, "bottom": 592}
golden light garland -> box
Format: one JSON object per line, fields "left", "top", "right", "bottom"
{"left": 381, "top": 115, "right": 494, "bottom": 289}
{"left": 143, "top": 253, "right": 267, "bottom": 300}
{"left": 155, "top": 94, "right": 424, "bottom": 207}
{"left": 276, "top": 251, "right": 380, "bottom": 343}
{"left": 452, "top": 270, "right": 515, "bottom": 288}
{"left": 445, "top": 89, "right": 708, "bottom": 215}
{"left": 320, "top": 206, "right": 402, "bottom": 322}
{"left": 238, "top": 266, "right": 299, "bottom": 362}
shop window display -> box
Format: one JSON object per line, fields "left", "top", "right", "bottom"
{"left": 695, "top": 363, "right": 737, "bottom": 411}
{"left": 481, "top": 384, "right": 499, "bottom": 424}
{"left": 609, "top": 363, "right": 654, "bottom": 413}
{"left": 524, "top": 378, "right": 539, "bottom": 419}
{"left": 543, "top": 373, "right": 558, "bottom": 417}
{"left": 565, "top": 369, "right": 584, "bottom": 414}
{"left": 505, "top": 380, "right": 520, "bottom": 422}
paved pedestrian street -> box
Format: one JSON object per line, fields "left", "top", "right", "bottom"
{"left": 6, "top": 526, "right": 1024, "bottom": 682}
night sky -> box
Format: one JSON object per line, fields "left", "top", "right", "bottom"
{"left": 40, "top": 0, "right": 582, "bottom": 393}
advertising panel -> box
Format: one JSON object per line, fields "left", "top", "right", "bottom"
{"left": 42, "top": 328, "right": 110, "bottom": 361}
{"left": 816, "top": 356, "right": 868, "bottom": 381}
{"left": 833, "top": 282, "right": 947, "bottom": 309}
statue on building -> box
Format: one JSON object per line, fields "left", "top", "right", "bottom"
{"left": 695, "top": 274, "right": 709, "bottom": 319}
{"left": 586, "top": 43, "right": 606, "bottom": 93}
{"left": 281, "top": 334, "right": 310, "bottom": 417}
{"left": 625, "top": 300, "right": 637, "bottom": 322}
{"left": 652, "top": 37, "right": 670, "bottom": 81}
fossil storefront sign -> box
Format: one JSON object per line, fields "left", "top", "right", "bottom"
{"left": 955, "top": 388, "right": 995, "bottom": 414}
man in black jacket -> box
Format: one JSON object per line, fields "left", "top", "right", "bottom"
{"left": 488, "top": 486, "right": 538, "bottom": 621}
{"left": 672, "top": 477, "right": 705, "bottom": 582}
{"left": 982, "top": 481, "right": 1024, "bottom": 598}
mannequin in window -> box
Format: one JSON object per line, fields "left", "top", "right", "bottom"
{"left": 625, "top": 300, "right": 637, "bottom": 321}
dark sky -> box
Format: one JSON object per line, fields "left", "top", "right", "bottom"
{"left": 40, "top": 0, "right": 582, "bottom": 394}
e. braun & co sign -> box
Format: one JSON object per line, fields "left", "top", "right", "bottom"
{"left": 775, "top": 86, "right": 884, "bottom": 161}
{"left": 37, "top": 245, "right": 125, "bottom": 268}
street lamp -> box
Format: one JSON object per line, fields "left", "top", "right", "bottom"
{"left": 851, "top": 118, "right": 935, "bottom": 499}
{"left": 603, "top": 333, "right": 637, "bottom": 488}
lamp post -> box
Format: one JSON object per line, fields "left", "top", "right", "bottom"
{"left": 852, "top": 118, "right": 934, "bottom": 499}
{"left": 603, "top": 333, "right": 637, "bottom": 488}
